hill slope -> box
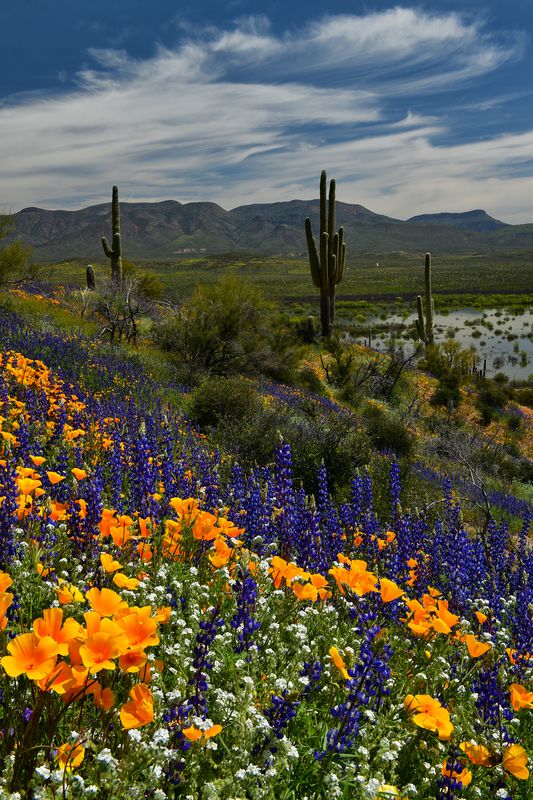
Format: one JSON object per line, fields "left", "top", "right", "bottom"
{"left": 8, "top": 199, "right": 533, "bottom": 261}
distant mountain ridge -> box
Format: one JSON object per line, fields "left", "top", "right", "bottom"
{"left": 7, "top": 199, "right": 533, "bottom": 261}
{"left": 407, "top": 209, "right": 510, "bottom": 233}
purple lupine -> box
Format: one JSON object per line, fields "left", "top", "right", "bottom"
{"left": 0, "top": 459, "right": 19, "bottom": 568}
{"left": 188, "top": 606, "right": 224, "bottom": 717}
{"left": 437, "top": 751, "right": 470, "bottom": 800}
{"left": 323, "top": 625, "right": 393, "bottom": 755}
{"left": 230, "top": 570, "right": 260, "bottom": 655}
{"left": 263, "top": 691, "right": 300, "bottom": 739}
{"left": 273, "top": 440, "right": 297, "bottom": 558}
{"left": 389, "top": 460, "right": 402, "bottom": 522}
{"left": 473, "top": 662, "right": 514, "bottom": 739}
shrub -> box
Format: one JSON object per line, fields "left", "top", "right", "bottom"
{"left": 296, "top": 365, "right": 325, "bottom": 394}
{"left": 216, "top": 403, "right": 371, "bottom": 498}
{"left": 362, "top": 404, "right": 415, "bottom": 458}
{"left": 154, "top": 276, "right": 298, "bottom": 384}
{"left": 422, "top": 340, "right": 476, "bottom": 380}
{"left": 187, "top": 375, "right": 260, "bottom": 429}
{"left": 430, "top": 375, "right": 461, "bottom": 411}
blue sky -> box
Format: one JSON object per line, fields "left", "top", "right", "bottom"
{"left": 2, "top": 1, "right": 533, "bottom": 221}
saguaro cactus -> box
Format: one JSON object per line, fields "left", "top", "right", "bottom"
{"left": 305, "top": 170, "right": 347, "bottom": 337}
{"left": 416, "top": 252, "right": 434, "bottom": 345}
{"left": 101, "top": 185, "right": 122, "bottom": 286}
{"left": 86, "top": 264, "right": 96, "bottom": 291}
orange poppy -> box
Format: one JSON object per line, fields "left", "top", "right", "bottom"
{"left": 56, "top": 743, "right": 85, "bottom": 771}
{"left": 120, "top": 683, "right": 154, "bottom": 729}
{"left": 463, "top": 634, "right": 491, "bottom": 659}
{"left": 509, "top": 683, "right": 533, "bottom": 711}
{"left": 100, "top": 553, "right": 122, "bottom": 573}
{"left": 46, "top": 471, "right": 65, "bottom": 485}
{"left": 459, "top": 741, "right": 492, "bottom": 766}
{"left": 113, "top": 573, "right": 140, "bottom": 590}
{"left": 1, "top": 632, "right": 59, "bottom": 680}
{"left": 182, "top": 723, "right": 222, "bottom": 742}
{"left": 86, "top": 587, "right": 127, "bottom": 617}
{"left": 502, "top": 744, "right": 529, "bottom": 780}
{"left": 329, "top": 646, "right": 350, "bottom": 680}
{"left": 404, "top": 694, "right": 453, "bottom": 740}
{"left": 379, "top": 578, "right": 404, "bottom": 603}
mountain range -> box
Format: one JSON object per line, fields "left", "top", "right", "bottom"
{"left": 7, "top": 199, "right": 533, "bottom": 262}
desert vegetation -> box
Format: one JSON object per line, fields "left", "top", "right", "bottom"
{"left": 0, "top": 190, "right": 531, "bottom": 800}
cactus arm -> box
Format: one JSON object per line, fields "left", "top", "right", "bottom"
{"left": 424, "top": 252, "right": 434, "bottom": 345}
{"left": 336, "top": 241, "right": 346, "bottom": 284}
{"left": 111, "top": 185, "right": 120, "bottom": 233}
{"left": 320, "top": 230, "right": 330, "bottom": 336}
{"left": 101, "top": 236, "right": 113, "bottom": 258}
{"left": 329, "top": 232, "right": 339, "bottom": 283}
{"left": 86, "top": 264, "right": 96, "bottom": 291}
{"left": 305, "top": 218, "right": 322, "bottom": 288}
{"left": 416, "top": 295, "right": 427, "bottom": 343}
{"left": 319, "top": 171, "right": 327, "bottom": 238}
{"left": 320, "top": 231, "right": 329, "bottom": 291}
{"left": 328, "top": 179, "right": 336, "bottom": 243}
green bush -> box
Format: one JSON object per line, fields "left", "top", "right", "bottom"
{"left": 362, "top": 404, "right": 415, "bottom": 458}
{"left": 187, "top": 375, "right": 260, "bottom": 429}
{"left": 215, "top": 403, "right": 371, "bottom": 498}
{"left": 430, "top": 375, "right": 461, "bottom": 411}
{"left": 422, "top": 340, "right": 476, "bottom": 380}
{"left": 296, "top": 365, "right": 325, "bottom": 394}
{"left": 154, "top": 276, "right": 298, "bottom": 384}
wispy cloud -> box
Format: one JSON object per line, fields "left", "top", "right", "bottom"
{"left": 0, "top": 7, "right": 531, "bottom": 222}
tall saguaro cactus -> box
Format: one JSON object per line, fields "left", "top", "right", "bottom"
{"left": 101, "top": 185, "right": 123, "bottom": 286}
{"left": 305, "top": 170, "right": 347, "bottom": 338}
{"left": 416, "top": 252, "right": 434, "bottom": 345}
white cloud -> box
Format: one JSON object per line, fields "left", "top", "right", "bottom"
{"left": 0, "top": 7, "right": 532, "bottom": 223}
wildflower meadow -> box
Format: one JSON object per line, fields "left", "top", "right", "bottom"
{"left": 0, "top": 306, "right": 531, "bottom": 800}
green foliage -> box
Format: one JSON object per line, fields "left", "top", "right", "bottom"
{"left": 362, "top": 403, "right": 416, "bottom": 457}
{"left": 422, "top": 340, "right": 477, "bottom": 380}
{"left": 215, "top": 402, "right": 371, "bottom": 497}
{"left": 295, "top": 365, "right": 325, "bottom": 394}
{"left": 122, "top": 259, "right": 163, "bottom": 299}
{"left": 430, "top": 375, "right": 462, "bottom": 411}
{"left": 187, "top": 375, "right": 260, "bottom": 429}
{"left": 0, "top": 215, "right": 33, "bottom": 285}
{"left": 474, "top": 383, "right": 508, "bottom": 425}
{"left": 154, "top": 275, "right": 298, "bottom": 384}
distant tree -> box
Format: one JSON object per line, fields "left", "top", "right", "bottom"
{"left": 0, "top": 212, "right": 34, "bottom": 286}
{"left": 122, "top": 259, "right": 163, "bottom": 300}
{"left": 154, "top": 275, "right": 298, "bottom": 384}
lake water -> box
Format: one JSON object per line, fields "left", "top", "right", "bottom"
{"left": 351, "top": 307, "right": 533, "bottom": 381}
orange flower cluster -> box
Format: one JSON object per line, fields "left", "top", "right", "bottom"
{"left": 269, "top": 556, "right": 331, "bottom": 602}
{"left": 403, "top": 588, "right": 460, "bottom": 637}
{"left": 403, "top": 588, "right": 493, "bottom": 658}
{"left": 160, "top": 498, "right": 244, "bottom": 567}
{"left": 459, "top": 741, "right": 530, "bottom": 780}
{"left": 0, "top": 591, "right": 165, "bottom": 725}
{"left": 0, "top": 571, "right": 14, "bottom": 631}
{"left": 329, "top": 555, "right": 403, "bottom": 603}
{"left": 404, "top": 693, "right": 454, "bottom": 740}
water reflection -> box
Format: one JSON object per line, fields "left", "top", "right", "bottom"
{"left": 351, "top": 307, "right": 533, "bottom": 380}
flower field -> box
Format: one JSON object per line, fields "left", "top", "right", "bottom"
{"left": 0, "top": 309, "right": 531, "bottom": 800}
